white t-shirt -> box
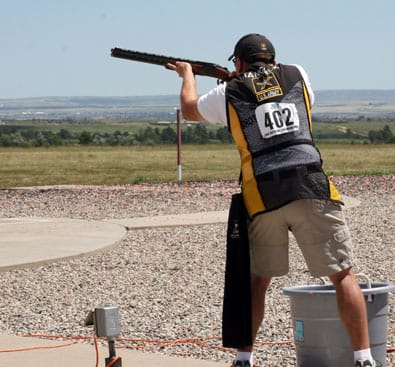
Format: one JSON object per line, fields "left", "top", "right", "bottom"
{"left": 197, "top": 64, "right": 314, "bottom": 125}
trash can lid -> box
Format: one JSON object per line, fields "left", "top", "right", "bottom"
{"left": 283, "top": 283, "right": 395, "bottom": 296}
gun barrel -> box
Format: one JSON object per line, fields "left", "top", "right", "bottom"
{"left": 111, "top": 48, "right": 178, "bottom": 66}
{"left": 110, "top": 47, "right": 231, "bottom": 80}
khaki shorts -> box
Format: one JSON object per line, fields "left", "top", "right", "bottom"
{"left": 248, "top": 199, "right": 354, "bottom": 277}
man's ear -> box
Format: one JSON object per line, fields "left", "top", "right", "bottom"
{"left": 236, "top": 58, "right": 244, "bottom": 73}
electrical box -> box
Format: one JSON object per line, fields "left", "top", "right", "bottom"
{"left": 94, "top": 306, "right": 120, "bottom": 338}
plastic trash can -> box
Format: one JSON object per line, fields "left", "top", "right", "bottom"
{"left": 283, "top": 282, "right": 395, "bottom": 367}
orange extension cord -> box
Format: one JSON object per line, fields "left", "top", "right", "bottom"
{"left": 0, "top": 323, "right": 394, "bottom": 366}
{"left": 0, "top": 339, "right": 79, "bottom": 353}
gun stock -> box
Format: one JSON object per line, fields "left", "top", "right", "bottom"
{"left": 111, "top": 47, "right": 232, "bottom": 82}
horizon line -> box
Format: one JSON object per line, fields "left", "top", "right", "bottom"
{"left": 1, "top": 88, "right": 395, "bottom": 101}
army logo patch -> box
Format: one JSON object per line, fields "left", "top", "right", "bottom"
{"left": 251, "top": 72, "right": 283, "bottom": 102}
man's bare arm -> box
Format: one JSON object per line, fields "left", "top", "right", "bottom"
{"left": 166, "top": 62, "right": 205, "bottom": 121}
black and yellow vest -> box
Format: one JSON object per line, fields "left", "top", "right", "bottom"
{"left": 225, "top": 64, "right": 341, "bottom": 218}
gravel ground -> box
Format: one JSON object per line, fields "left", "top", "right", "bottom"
{"left": 0, "top": 175, "right": 394, "bottom": 366}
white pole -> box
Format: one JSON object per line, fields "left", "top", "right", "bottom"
{"left": 177, "top": 108, "right": 182, "bottom": 183}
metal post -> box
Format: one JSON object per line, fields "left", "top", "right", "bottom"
{"left": 177, "top": 108, "right": 182, "bottom": 183}
{"left": 105, "top": 338, "right": 122, "bottom": 366}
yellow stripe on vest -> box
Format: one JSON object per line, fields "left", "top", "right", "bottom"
{"left": 329, "top": 180, "right": 342, "bottom": 202}
{"left": 228, "top": 102, "right": 265, "bottom": 217}
{"left": 302, "top": 80, "right": 313, "bottom": 132}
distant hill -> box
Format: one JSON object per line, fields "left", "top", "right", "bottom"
{"left": 316, "top": 89, "right": 395, "bottom": 102}
{"left": 0, "top": 90, "right": 394, "bottom": 121}
{"left": 313, "top": 89, "right": 395, "bottom": 119}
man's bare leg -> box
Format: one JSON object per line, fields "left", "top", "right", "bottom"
{"left": 329, "top": 267, "right": 370, "bottom": 350}
{"left": 238, "top": 274, "right": 271, "bottom": 353}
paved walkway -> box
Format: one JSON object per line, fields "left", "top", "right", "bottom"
{"left": 0, "top": 196, "right": 360, "bottom": 366}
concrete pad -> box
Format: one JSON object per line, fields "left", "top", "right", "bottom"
{"left": 0, "top": 217, "right": 126, "bottom": 271}
{"left": 110, "top": 210, "right": 229, "bottom": 229}
{"left": 0, "top": 334, "right": 227, "bottom": 367}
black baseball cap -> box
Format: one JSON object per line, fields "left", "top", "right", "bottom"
{"left": 228, "top": 33, "right": 275, "bottom": 63}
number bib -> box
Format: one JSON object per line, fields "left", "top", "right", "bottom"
{"left": 255, "top": 102, "right": 300, "bottom": 138}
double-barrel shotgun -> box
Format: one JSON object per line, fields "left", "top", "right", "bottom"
{"left": 111, "top": 47, "right": 232, "bottom": 83}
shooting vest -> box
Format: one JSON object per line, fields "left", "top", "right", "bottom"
{"left": 225, "top": 64, "right": 341, "bottom": 218}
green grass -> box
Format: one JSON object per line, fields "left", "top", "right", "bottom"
{"left": 0, "top": 144, "right": 393, "bottom": 188}
{"left": 318, "top": 142, "right": 395, "bottom": 175}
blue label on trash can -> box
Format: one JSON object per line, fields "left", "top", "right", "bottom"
{"left": 295, "top": 320, "right": 304, "bottom": 342}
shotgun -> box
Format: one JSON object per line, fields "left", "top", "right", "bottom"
{"left": 111, "top": 47, "right": 232, "bottom": 82}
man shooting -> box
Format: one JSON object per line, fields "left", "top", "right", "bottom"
{"left": 167, "top": 33, "right": 377, "bottom": 367}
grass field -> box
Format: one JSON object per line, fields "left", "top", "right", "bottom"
{"left": 0, "top": 143, "right": 394, "bottom": 188}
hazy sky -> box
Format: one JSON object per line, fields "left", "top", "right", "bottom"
{"left": 1, "top": 0, "right": 394, "bottom": 99}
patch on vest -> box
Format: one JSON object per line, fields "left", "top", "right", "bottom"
{"left": 251, "top": 72, "right": 283, "bottom": 102}
{"left": 255, "top": 102, "right": 300, "bottom": 138}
